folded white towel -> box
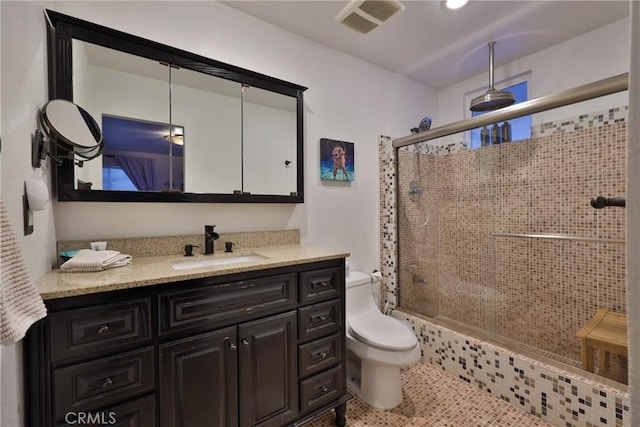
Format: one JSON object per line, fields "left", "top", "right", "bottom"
{"left": 1, "top": 200, "right": 47, "bottom": 344}
{"left": 60, "top": 249, "right": 132, "bottom": 273}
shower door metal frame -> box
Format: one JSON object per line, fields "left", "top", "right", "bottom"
{"left": 391, "top": 70, "right": 630, "bottom": 343}
{"left": 393, "top": 73, "right": 628, "bottom": 148}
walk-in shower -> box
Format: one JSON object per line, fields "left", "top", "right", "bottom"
{"left": 379, "top": 73, "right": 631, "bottom": 425}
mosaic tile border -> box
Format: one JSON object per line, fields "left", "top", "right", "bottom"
{"left": 393, "top": 311, "right": 630, "bottom": 427}
{"left": 532, "top": 106, "right": 628, "bottom": 137}
{"left": 400, "top": 105, "right": 628, "bottom": 157}
{"left": 378, "top": 135, "right": 397, "bottom": 312}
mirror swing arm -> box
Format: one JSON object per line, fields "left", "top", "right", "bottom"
{"left": 32, "top": 100, "right": 105, "bottom": 168}
{"left": 44, "top": 9, "right": 307, "bottom": 204}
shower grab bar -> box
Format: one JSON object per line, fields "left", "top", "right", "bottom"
{"left": 489, "top": 232, "right": 624, "bottom": 243}
{"left": 392, "top": 73, "right": 628, "bottom": 148}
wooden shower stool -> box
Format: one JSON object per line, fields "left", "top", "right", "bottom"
{"left": 576, "top": 309, "right": 628, "bottom": 375}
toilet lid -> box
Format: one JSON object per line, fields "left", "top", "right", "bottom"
{"left": 348, "top": 314, "right": 417, "bottom": 351}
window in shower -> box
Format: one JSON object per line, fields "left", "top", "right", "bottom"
{"left": 468, "top": 80, "right": 532, "bottom": 149}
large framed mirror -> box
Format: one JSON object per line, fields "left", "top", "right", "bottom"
{"left": 46, "top": 9, "right": 306, "bottom": 203}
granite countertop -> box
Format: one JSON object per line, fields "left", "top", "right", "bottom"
{"left": 36, "top": 244, "right": 349, "bottom": 300}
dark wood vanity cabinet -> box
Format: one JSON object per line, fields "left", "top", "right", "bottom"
{"left": 25, "top": 259, "right": 348, "bottom": 427}
{"left": 238, "top": 311, "right": 299, "bottom": 427}
{"left": 159, "top": 326, "right": 239, "bottom": 427}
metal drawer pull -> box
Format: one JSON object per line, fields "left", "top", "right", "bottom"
{"left": 318, "top": 281, "right": 329, "bottom": 287}
{"left": 320, "top": 386, "right": 329, "bottom": 393}
{"left": 97, "top": 325, "right": 109, "bottom": 334}
{"left": 316, "top": 315, "right": 327, "bottom": 321}
{"left": 319, "top": 352, "right": 328, "bottom": 358}
{"left": 102, "top": 378, "right": 113, "bottom": 388}
{"left": 241, "top": 339, "right": 249, "bottom": 347}
{"left": 225, "top": 337, "right": 237, "bottom": 351}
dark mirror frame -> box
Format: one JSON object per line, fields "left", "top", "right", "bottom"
{"left": 45, "top": 9, "right": 306, "bottom": 203}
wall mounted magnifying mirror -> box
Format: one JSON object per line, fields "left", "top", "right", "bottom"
{"left": 32, "top": 99, "right": 104, "bottom": 168}
{"left": 45, "top": 9, "right": 306, "bottom": 203}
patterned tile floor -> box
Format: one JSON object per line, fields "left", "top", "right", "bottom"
{"left": 306, "top": 362, "right": 552, "bottom": 427}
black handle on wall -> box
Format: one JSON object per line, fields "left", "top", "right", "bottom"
{"left": 590, "top": 196, "right": 626, "bottom": 209}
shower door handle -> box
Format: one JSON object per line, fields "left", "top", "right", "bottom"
{"left": 590, "top": 196, "right": 626, "bottom": 209}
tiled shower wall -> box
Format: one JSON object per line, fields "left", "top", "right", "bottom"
{"left": 378, "top": 106, "right": 630, "bottom": 426}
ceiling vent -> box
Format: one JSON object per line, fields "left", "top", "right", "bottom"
{"left": 336, "top": 0, "right": 405, "bottom": 34}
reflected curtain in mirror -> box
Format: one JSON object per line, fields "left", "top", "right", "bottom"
{"left": 113, "top": 156, "right": 156, "bottom": 191}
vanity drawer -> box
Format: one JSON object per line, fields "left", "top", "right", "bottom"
{"left": 57, "top": 395, "right": 157, "bottom": 427}
{"left": 299, "top": 332, "right": 342, "bottom": 378}
{"left": 298, "top": 299, "right": 342, "bottom": 342}
{"left": 50, "top": 299, "right": 151, "bottom": 363}
{"left": 159, "top": 272, "right": 297, "bottom": 336}
{"left": 54, "top": 347, "right": 155, "bottom": 421}
{"left": 299, "top": 267, "right": 342, "bottom": 304}
{"left": 300, "top": 365, "right": 344, "bottom": 413}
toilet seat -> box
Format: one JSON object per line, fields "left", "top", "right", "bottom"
{"left": 348, "top": 312, "right": 417, "bottom": 351}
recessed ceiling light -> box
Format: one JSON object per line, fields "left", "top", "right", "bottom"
{"left": 442, "top": 0, "right": 469, "bottom": 10}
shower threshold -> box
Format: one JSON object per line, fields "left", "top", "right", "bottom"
{"left": 402, "top": 309, "right": 628, "bottom": 389}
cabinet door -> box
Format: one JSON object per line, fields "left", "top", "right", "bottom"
{"left": 160, "top": 326, "right": 238, "bottom": 427}
{"left": 238, "top": 311, "right": 298, "bottom": 427}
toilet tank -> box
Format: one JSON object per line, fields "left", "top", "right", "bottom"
{"left": 346, "top": 271, "right": 372, "bottom": 289}
{"left": 346, "top": 271, "right": 377, "bottom": 315}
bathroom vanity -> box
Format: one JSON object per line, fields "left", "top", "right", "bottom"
{"left": 25, "top": 245, "right": 349, "bottom": 427}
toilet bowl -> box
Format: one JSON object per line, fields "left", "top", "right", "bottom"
{"left": 345, "top": 271, "right": 421, "bottom": 409}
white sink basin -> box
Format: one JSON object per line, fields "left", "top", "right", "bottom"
{"left": 171, "top": 254, "right": 267, "bottom": 270}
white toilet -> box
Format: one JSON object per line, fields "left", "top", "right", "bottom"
{"left": 345, "top": 271, "right": 421, "bottom": 409}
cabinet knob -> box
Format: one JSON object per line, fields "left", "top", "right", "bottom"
{"left": 241, "top": 339, "right": 249, "bottom": 347}
{"left": 319, "top": 281, "right": 329, "bottom": 287}
{"left": 320, "top": 386, "right": 329, "bottom": 393}
{"left": 319, "top": 315, "right": 327, "bottom": 321}
{"left": 97, "top": 325, "right": 109, "bottom": 334}
{"left": 319, "top": 351, "right": 327, "bottom": 358}
{"left": 225, "top": 337, "right": 237, "bottom": 351}
{"left": 102, "top": 378, "right": 113, "bottom": 388}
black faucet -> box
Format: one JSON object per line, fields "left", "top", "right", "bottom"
{"left": 204, "top": 225, "right": 220, "bottom": 255}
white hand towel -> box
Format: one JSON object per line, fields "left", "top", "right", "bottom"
{"left": 60, "top": 249, "right": 132, "bottom": 273}
{"left": 1, "top": 200, "right": 47, "bottom": 344}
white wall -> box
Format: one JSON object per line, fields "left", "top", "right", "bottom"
{"left": 0, "top": 2, "right": 434, "bottom": 425}
{"left": 436, "top": 16, "right": 630, "bottom": 146}
{"left": 1, "top": 2, "right": 55, "bottom": 425}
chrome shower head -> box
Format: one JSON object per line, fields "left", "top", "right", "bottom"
{"left": 470, "top": 89, "right": 515, "bottom": 112}
{"left": 470, "top": 42, "right": 515, "bottom": 112}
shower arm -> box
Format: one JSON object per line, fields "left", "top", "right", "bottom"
{"left": 392, "top": 73, "right": 628, "bottom": 148}
{"left": 488, "top": 41, "right": 495, "bottom": 90}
